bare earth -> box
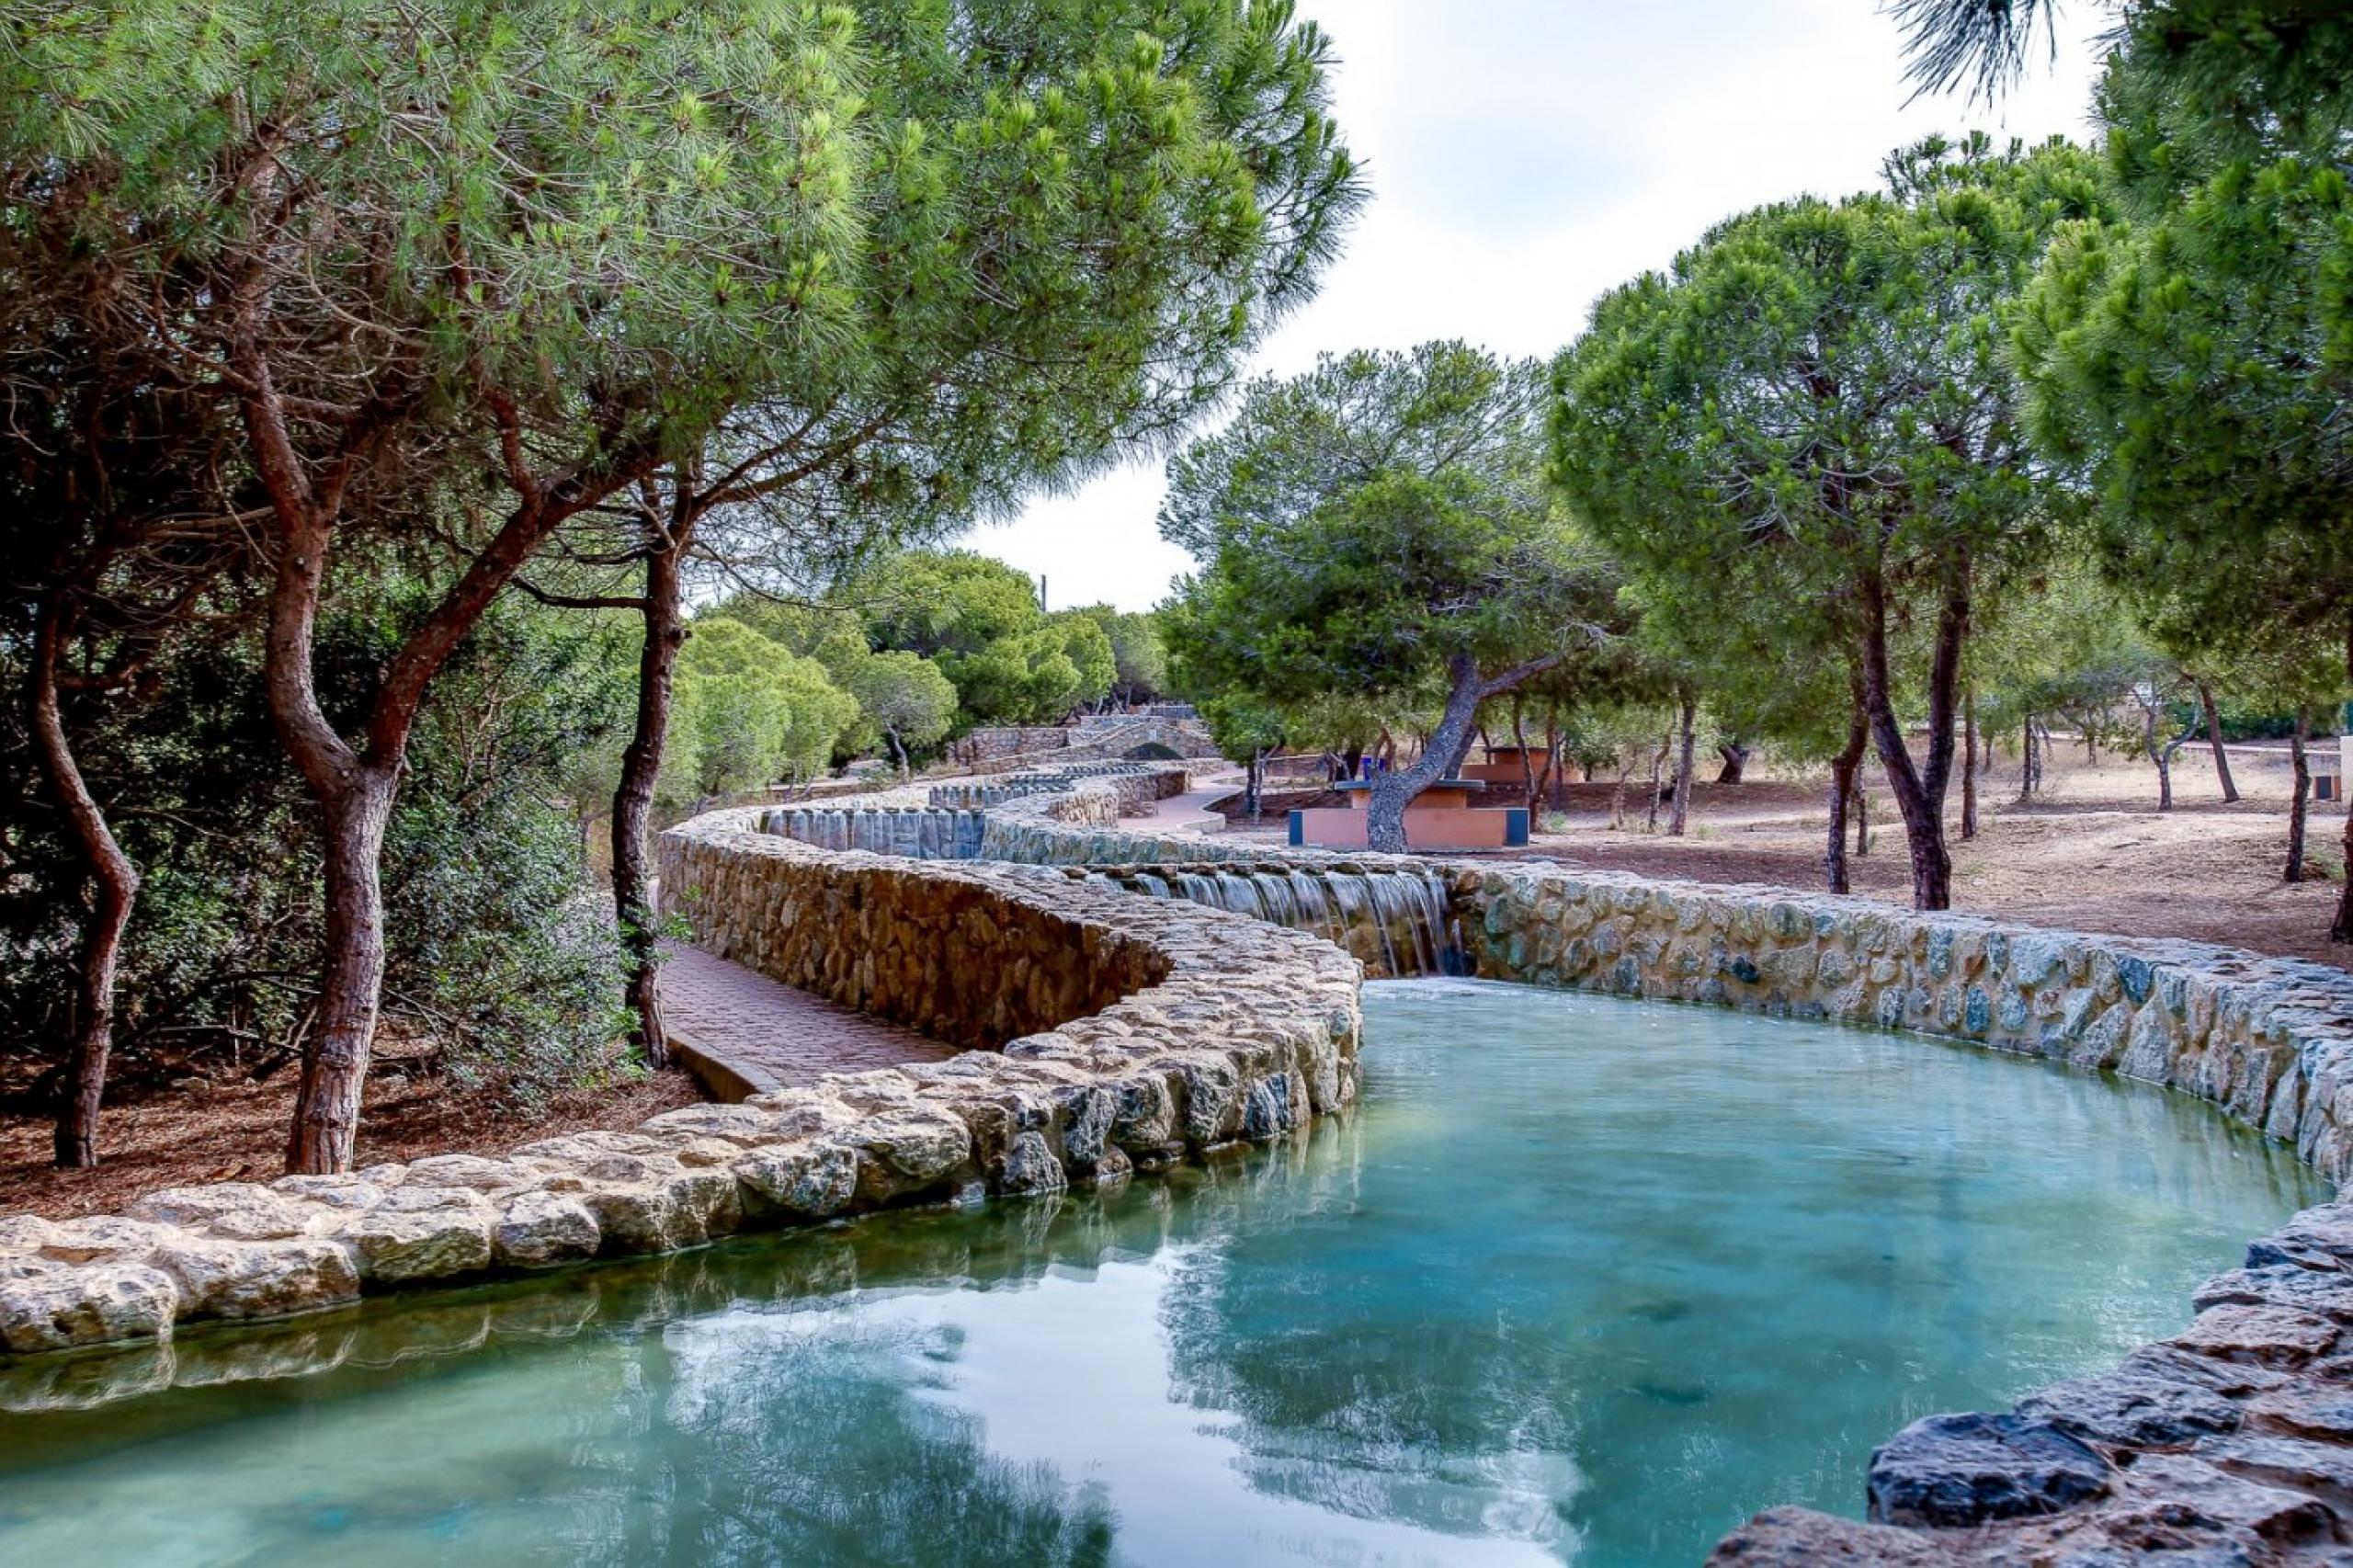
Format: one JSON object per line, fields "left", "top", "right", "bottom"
{"left": 0, "top": 1067, "right": 700, "bottom": 1221}
{"left": 1216, "top": 744, "right": 2352, "bottom": 974}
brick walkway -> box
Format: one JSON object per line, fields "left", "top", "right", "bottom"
{"left": 657, "top": 942, "right": 961, "bottom": 1100}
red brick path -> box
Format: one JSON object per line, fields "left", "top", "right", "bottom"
{"left": 656, "top": 942, "right": 961, "bottom": 1098}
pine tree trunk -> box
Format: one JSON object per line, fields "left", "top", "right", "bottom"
{"left": 1960, "top": 689, "right": 1979, "bottom": 842}
{"left": 1644, "top": 732, "right": 1669, "bottom": 834}
{"left": 1854, "top": 778, "right": 1870, "bottom": 857}
{"left": 1367, "top": 656, "right": 1485, "bottom": 854}
{"left": 1859, "top": 563, "right": 1964, "bottom": 911}
{"left": 284, "top": 768, "right": 396, "bottom": 1175}
{"left": 2018, "top": 714, "right": 2038, "bottom": 802}
{"left": 2143, "top": 698, "right": 2174, "bottom": 812}
{"left": 613, "top": 537, "right": 686, "bottom": 1071}
{"left": 2335, "top": 621, "right": 2353, "bottom": 944}
{"left": 2197, "top": 679, "right": 2239, "bottom": 802}
{"left": 2285, "top": 710, "right": 2310, "bottom": 883}
{"left": 1540, "top": 712, "right": 1563, "bottom": 812}
{"left": 29, "top": 601, "right": 140, "bottom": 1169}
{"left": 1512, "top": 695, "right": 1537, "bottom": 807}
{"left": 1668, "top": 694, "right": 1696, "bottom": 836}
{"left": 1824, "top": 704, "right": 1868, "bottom": 895}
{"left": 1715, "top": 742, "right": 1750, "bottom": 785}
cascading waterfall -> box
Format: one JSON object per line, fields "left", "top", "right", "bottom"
{"left": 1086, "top": 862, "right": 1464, "bottom": 980}
{"left": 764, "top": 806, "right": 983, "bottom": 859}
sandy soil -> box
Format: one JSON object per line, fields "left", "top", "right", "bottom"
{"left": 0, "top": 1068, "right": 700, "bottom": 1221}
{"left": 1222, "top": 743, "right": 2352, "bottom": 973}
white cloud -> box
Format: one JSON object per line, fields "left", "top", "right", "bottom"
{"left": 983, "top": 0, "right": 2108, "bottom": 613}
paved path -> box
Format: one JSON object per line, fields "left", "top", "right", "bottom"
{"left": 1125, "top": 778, "right": 1240, "bottom": 834}
{"left": 657, "top": 942, "right": 961, "bottom": 1100}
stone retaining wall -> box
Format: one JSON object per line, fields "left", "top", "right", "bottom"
{"left": 1453, "top": 865, "right": 2353, "bottom": 1183}
{"left": 764, "top": 765, "right": 1190, "bottom": 862}
{"left": 0, "top": 806, "right": 1361, "bottom": 1361}
{"left": 1439, "top": 869, "right": 2353, "bottom": 1564}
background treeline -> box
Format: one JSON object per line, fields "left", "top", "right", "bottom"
{"left": 1157, "top": 0, "right": 2352, "bottom": 941}
{"left": 1, "top": 0, "right": 1361, "bottom": 1172}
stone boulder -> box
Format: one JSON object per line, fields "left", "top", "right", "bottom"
{"left": 2014, "top": 1356, "right": 2245, "bottom": 1448}
{"left": 147, "top": 1235, "right": 359, "bottom": 1322}
{"left": 131, "top": 1183, "right": 320, "bottom": 1241}
{"left": 854, "top": 1107, "right": 973, "bottom": 1186}
{"left": 342, "top": 1187, "right": 496, "bottom": 1284}
{"left": 1705, "top": 1506, "right": 1961, "bottom": 1563}
{"left": 734, "top": 1142, "right": 859, "bottom": 1220}
{"left": 34, "top": 1216, "right": 178, "bottom": 1267}
{"left": 0, "top": 1256, "right": 179, "bottom": 1353}
{"left": 1866, "top": 1412, "right": 2109, "bottom": 1528}
{"left": 491, "top": 1192, "right": 602, "bottom": 1269}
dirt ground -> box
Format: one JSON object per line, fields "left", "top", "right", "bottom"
{"left": 0, "top": 1067, "right": 699, "bottom": 1221}
{"left": 1222, "top": 741, "right": 2353, "bottom": 973}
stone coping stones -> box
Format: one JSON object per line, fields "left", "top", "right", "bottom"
{"left": 1452, "top": 865, "right": 2353, "bottom": 1184}
{"left": 1709, "top": 1203, "right": 2353, "bottom": 1562}
{"left": 0, "top": 805, "right": 1361, "bottom": 1361}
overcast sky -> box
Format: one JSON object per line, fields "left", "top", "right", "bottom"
{"left": 972, "top": 0, "right": 2107, "bottom": 612}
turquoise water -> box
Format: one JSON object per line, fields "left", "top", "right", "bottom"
{"left": 0, "top": 981, "right": 2327, "bottom": 1566}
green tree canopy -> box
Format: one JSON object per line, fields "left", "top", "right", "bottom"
{"left": 847, "top": 650, "right": 960, "bottom": 777}
{"left": 0, "top": 0, "right": 1365, "bottom": 1167}
{"left": 849, "top": 549, "right": 1115, "bottom": 724}
{"left": 1069, "top": 605, "right": 1172, "bottom": 705}
{"left": 663, "top": 619, "right": 858, "bottom": 807}
{"left": 1553, "top": 135, "right": 2107, "bottom": 909}
{"left": 2008, "top": 6, "right": 2353, "bottom": 937}
{"left": 1165, "top": 342, "right": 1616, "bottom": 850}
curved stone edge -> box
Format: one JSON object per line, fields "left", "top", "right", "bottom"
{"left": 1705, "top": 1209, "right": 2353, "bottom": 1562}
{"left": 1452, "top": 865, "right": 2353, "bottom": 1183}
{"left": 0, "top": 803, "right": 1362, "bottom": 1364}
{"left": 1437, "top": 865, "right": 2353, "bottom": 1562}
{"left": 0, "top": 1150, "right": 1289, "bottom": 1414}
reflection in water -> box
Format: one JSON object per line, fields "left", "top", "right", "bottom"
{"left": 0, "top": 982, "right": 2326, "bottom": 1566}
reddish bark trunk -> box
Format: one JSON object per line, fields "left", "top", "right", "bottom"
{"left": 1824, "top": 700, "right": 1869, "bottom": 895}
{"left": 2286, "top": 710, "right": 2310, "bottom": 884}
{"left": 1858, "top": 562, "right": 1965, "bottom": 910}
{"left": 613, "top": 529, "right": 687, "bottom": 1070}
{"left": 284, "top": 768, "right": 395, "bottom": 1175}
{"left": 2196, "top": 679, "right": 2239, "bottom": 802}
{"left": 1668, "top": 694, "right": 1696, "bottom": 837}
{"left": 29, "top": 600, "right": 140, "bottom": 1168}
{"left": 1512, "top": 696, "right": 1537, "bottom": 807}
{"left": 1960, "top": 688, "right": 1978, "bottom": 842}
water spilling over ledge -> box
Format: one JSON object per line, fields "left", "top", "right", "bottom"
{"left": 1078, "top": 862, "right": 1467, "bottom": 980}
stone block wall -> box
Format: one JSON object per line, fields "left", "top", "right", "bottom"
{"left": 949, "top": 726, "right": 1073, "bottom": 767}
{"left": 663, "top": 807, "right": 1165, "bottom": 1049}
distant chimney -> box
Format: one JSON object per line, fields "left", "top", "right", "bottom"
{"left": 1037, "top": 574, "right": 1047, "bottom": 611}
